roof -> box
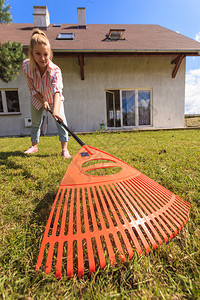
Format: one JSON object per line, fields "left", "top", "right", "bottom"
{"left": 0, "top": 23, "right": 200, "bottom": 54}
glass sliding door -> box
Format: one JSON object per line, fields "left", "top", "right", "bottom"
{"left": 106, "top": 89, "right": 151, "bottom": 128}
{"left": 106, "top": 91, "right": 114, "bottom": 127}
{"left": 122, "top": 90, "right": 135, "bottom": 126}
{"left": 138, "top": 90, "right": 151, "bottom": 125}
{"left": 106, "top": 90, "right": 121, "bottom": 127}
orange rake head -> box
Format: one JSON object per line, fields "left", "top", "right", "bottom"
{"left": 36, "top": 143, "right": 190, "bottom": 279}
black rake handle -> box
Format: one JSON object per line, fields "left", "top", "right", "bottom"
{"left": 48, "top": 110, "right": 85, "bottom": 147}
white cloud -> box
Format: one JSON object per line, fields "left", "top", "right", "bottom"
{"left": 195, "top": 32, "right": 200, "bottom": 42}
{"left": 185, "top": 68, "right": 200, "bottom": 114}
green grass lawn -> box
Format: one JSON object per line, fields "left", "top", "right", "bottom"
{"left": 185, "top": 116, "right": 200, "bottom": 127}
{"left": 0, "top": 129, "right": 200, "bottom": 299}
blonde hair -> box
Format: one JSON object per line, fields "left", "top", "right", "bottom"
{"left": 29, "top": 28, "right": 53, "bottom": 70}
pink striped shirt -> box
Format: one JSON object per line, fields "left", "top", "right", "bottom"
{"left": 22, "top": 59, "right": 64, "bottom": 110}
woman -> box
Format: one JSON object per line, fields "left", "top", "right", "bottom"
{"left": 22, "top": 28, "right": 71, "bottom": 158}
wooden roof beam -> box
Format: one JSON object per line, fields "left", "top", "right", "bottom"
{"left": 171, "top": 54, "right": 186, "bottom": 78}
{"left": 78, "top": 54, "right": 84, "bottom": 80}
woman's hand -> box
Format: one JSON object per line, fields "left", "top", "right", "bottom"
{"left": 52, "top": 110, "right": 63, "bottom": 122}
{"left": 52, "top": 92, "right": 63, "bottom": 121}
{"left": 43, "top": 101, "right": 50, "bottom": 111}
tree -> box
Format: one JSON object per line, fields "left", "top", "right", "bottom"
{"left": 0, "top": 2, "right": 25, "bottom": 82}
{"left": 0, "top": 41, "right": 26, "bottom": 82}
{"left": 0, "top": 0, "right": 13, "bottom": 23}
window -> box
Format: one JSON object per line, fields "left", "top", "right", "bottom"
{"left": 122, "top": 90, "right": 135, "bottom": 126}
{"left": 108, "top": 29, "right": 125, "bottom": 40}
{"left": 138, "top": 90, "right": 151, "bottom": 125}
{"left": 106, "top": 89, "right": 152, "bottom": 128}
{"left": 53, "top": 24, "right": 62, "bottom": 27}
{"left": 0, "top": 89, "right": 20, "bottom": 114}
{"left": 56, "top": 33, "right": 75, "bottom": 40}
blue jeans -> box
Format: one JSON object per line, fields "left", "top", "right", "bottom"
{"left": 31, "top": 101, "right": 69, "bottom": 143}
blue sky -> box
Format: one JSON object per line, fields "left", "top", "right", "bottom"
{"left": 8, "top": 0, "right": 200, "bottom": 113}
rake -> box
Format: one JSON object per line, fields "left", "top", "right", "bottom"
{"left": 36, "top": 113, "right": 190, "bottom": 278}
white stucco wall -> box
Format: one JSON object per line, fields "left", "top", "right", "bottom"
{"left": 56, "top": 55, "right": 185, "bottom": 132}
{"left": 0, "top": 72, "right": 32, "bottom": 137}
{"left": 0, "top": 55, "right": 185, "bottom": 136}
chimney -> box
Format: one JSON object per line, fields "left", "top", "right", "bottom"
{"left": 77, "top": 7, "right": 87, "bottom": 29}
{"left": 33, "top": 6, "right": 50, "bottom": 29}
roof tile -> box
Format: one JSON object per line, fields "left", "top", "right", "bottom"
{"left": 0, "top": 23, "right": 199, "bottom": 53}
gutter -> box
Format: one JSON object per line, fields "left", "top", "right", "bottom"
{"left": 23, "top": 45, "right": 200, "bottom": 54}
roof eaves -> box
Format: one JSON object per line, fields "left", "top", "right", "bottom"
{"left": 52, "top": 49, "right": 200, "bottom": 53}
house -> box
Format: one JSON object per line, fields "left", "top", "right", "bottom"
{"left": 0, "top": 6, "right": 200, "bottom": 137}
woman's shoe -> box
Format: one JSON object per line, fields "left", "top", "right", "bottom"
{"left": 61, "top": 149, "right": 71, "bottom": 159}
{"left": 24, "top": 146, "right": 38, "bottom": 154}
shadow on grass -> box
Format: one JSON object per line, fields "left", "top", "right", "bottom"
{"left": 0, "top": 151, "right": 35, "bottom": 179}
{"left": 28, "top": 192, "right": 56, "bottom": 267}
{"left": 0, "top": 151, "right": 58, "bottom": 179}
{"left": 30, "top": 191, "right": 56, "bottom": 228}
{"left": 0, "top": 151, "right": 25, "bottom": 158}
{"left": 0, "top": 150, "right": 51, "bottom": 159}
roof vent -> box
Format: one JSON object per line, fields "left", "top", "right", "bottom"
{"left": 33, "top": 6, "right": 50, "bottom": 29}
{"left": 108, "top": 29, "right": 125, "bottom": 40}
{"left": 77, "top": 7, "right": 87, "bottom": 29}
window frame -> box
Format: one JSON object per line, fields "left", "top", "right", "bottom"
{"left": 108, "top": 29, "right": 125, "bottom": 40}
{"left": 0, "top": 89, "right": 21, "bottom": 115}
{"left": 105, "top": 88, "right": 152, "bottom": 129}
{"left": 56, "top": 33, "right": 75, "bottom": 40}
